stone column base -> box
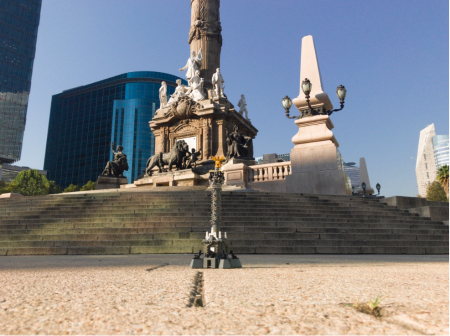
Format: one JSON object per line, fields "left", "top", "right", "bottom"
{"left": 222, "top": 161, "right": 249, "bottom": 189}
{"left": 287, "top": 115, "right": 348, "bottom": 195}
{"left": 95, "top": 176, "right": 128, "bottom": 190}
{"left": 132, "top": 170, "right": 206, "bottom": 188}
{"left": 286, "top": 169, "right": 347, "bottom": 195}
{"left": 356, "top": 187, "right": 375, "bottom": 195}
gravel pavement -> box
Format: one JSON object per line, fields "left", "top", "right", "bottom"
{"left": 0, "top": 254, "right": 448, "bottom": 335}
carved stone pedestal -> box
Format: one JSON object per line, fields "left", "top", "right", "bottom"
{"left": 150, "top": 97, "right": 257, "bottom": 171}
{"left": 132, "top": 169, "right": 207, "bottom": 188}
{"left": 95, "top": 176, "right": 128, "bottom": 190}
{"left": 286, "top": 115, "right": 350, "bottom": 195}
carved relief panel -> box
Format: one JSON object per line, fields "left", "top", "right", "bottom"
{"left": 169, "top": 120, "right": 202, "bottom": 155}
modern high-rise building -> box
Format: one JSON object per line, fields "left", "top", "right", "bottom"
{"left": 0, "top": 163, "right": 46, "bottom": 183}
{"left": 343, "top": 162, "right": 360, "bottom": 188}
{"left": 0, "top": 0, "right": 42, "bottom": 164}
{"left": 415, "top": 124, "right": 449, "bottom": 196}
{"left": 416, "top": 124, "right": 437, "bottom": 196}
{"left": 255, "top": 153, "right": 291, "bottom": 164}
{"left": 432, "top": 135, "right": 449, "bottom": 170}
{"left": 44, "top": 72, "right": 187, "bottom": 188}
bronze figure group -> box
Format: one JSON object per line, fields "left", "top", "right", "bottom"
{"left": 101, "top": 124, "right": 251, "bottom": 178}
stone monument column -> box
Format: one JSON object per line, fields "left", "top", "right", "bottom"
{"left": 285, "top": 35, "right": 350, "bottom": 196}
{"left": 357, "top": 157, "right": 374, "bottom": 194}
{"left": 189, "top": 0, "right": 222, "bottom": 90}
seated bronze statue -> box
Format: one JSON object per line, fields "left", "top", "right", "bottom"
{"left": 101, "top": 143, "right": 129, "bottom": 177}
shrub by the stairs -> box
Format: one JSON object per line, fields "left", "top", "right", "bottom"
{"left": 48, "top": 181, "right": 63, "bottom": 194}
{"left": 63, "top": 184, "right": 80, "bottom": 193}
{"left": 80, "top": 181, "right": 96, "bottom": 191}
{"left": 8, "top": 169, "right": 50, "bottom": 196}
{"left": 0, "top": 180, "right": 9, "bottom": 195}
{"left": 426, "top": 181, "right": 448, "bottom": 202}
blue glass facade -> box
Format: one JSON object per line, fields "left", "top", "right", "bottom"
{"left": 0, "top": 0, "right": 41, "bottom": 163}
{"left": 44, "top": 72, "right": 186, "bottom": 188}
{"left": 432, "top": 135, "right": 449, "bottom": 169}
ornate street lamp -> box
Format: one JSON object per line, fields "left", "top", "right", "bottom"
{"left": 281, "top": 96, "right": 293, "bottom": 119}
{"left": 376, "top": 183, "right": 381, "bottom": 195}
{"left": 283, "top": 78, "right": 347, "bottom": 119}
{"left": 361, "top": 182, "right": 366, "bottom": 194}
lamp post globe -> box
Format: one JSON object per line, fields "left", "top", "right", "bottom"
{"left": 301, "top": 78, "right": 312, "bottom": 97}
{"left": 336, "top": 85, "right": 347, "bottom": 103}
{"left": 281, "top": 96, "right": 292, "bottom": 111}
{"left": 376, "top": 183, "right": 381, "bottom": 195}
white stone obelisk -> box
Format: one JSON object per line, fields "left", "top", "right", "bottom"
{"left": 292, "top": 35, "right": 333, "bottom": 112}
{"left": 286, "top": 35, "right": 349, "bottom": 196}
{"left": 357, "top": 157, "right": 374, "bottom": 194}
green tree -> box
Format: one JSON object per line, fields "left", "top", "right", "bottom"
{"left": 9, "top": 169, "right": 50, "bottom": 196}
{"left": 48, "top": 181, "right": 63, "bottom": 194}
{"left": 0, "top": 180, "right": 10, "bottom": 194}
{"left": 63, "top": 184, "right": 80, "bottom": 193}
{"left": 80, "top": 181, "right": 96, "bottom": 191}
{"left": 437, "top": 164, "right": 449, "bottom": 197}
{"left": 426, "top": 181, "right": 448, "bottom": 202}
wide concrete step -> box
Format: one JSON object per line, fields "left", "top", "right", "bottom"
{"left": 0, "top": 195, "right": 385, "bottom": 203}
{"left": 0, "top": 212, "right": 430, "bottom": 222}
{"left": 0, "top": 239, "right": 448, "bottom": 249}
{"left": 233, "top": 245, "right": 448, "bottom": 254}
{"left": 0, "top": 190, "right": 447, "bottom": 255}
{"left": 0, "top": 206, "right": 409, "bottom": 215}
{"left": 0, "top": 220, "right": 445, "bottom": 231}
{"left": 0, "top": 226, "right": 447, "bottom": 235}
{"left": 1, "top": 245, "right": 447, "bottom": 256}
{"left": 0, "top": 196, "right": 389, "bottom": 203}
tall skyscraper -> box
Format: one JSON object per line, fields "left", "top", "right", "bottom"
{"left": 0, "top": 0, "right": 42, "bottom": 164}
{"left": 416, "top": 124, "right": 437, "bottom": 196}
{"left": 44, "top": 72, "right": 187, "bottom": 188}
{"left": 343, "top": 162, "right": 360, "bottom": 188}
{"left": 432, "top": 135, "right": 449, "bottom": 170}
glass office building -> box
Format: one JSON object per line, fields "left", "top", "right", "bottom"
{"left": 0, "top": 0, "right": 41, "bottom": 163}
{"left": 432, "top": 135, "right": 449, "bottom": 169}
{"left": 343, "top": 162, "right": 360, "bottom": 188}
{"left": 44, "top": 72, "right": 186, "bottom": 188}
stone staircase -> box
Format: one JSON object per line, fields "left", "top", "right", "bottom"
{"left": 0, "top": 189, "right": 448, "bottom": 255}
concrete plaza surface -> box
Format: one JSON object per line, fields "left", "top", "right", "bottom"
{"left": 0, "top": 255, "right": 448, "bottom": 335}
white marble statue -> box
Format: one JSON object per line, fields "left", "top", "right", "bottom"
{"left": 212, "top": 68, "right": 225, "bottom": 98}
{"left": 166, "top": 79, "right": 188, "bottom": 106}
{"left": 189, "top": 70, "right": 206, "bottom": 102}
{"left": 159, "top": 81, "right": 167, "bottom": 109}
{"left": 237, "top": 94, "right": 249, "bottom": 119}
{"left": 179, "top": 48, "right": 203, "bottom": 86}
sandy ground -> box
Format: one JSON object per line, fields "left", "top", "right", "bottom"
{"left": 0, "top": 254, "right": 448, "bottom": 335}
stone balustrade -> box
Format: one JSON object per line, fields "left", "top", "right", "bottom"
{"left": 247, "top": 162, "right": 291, "bottom": 183}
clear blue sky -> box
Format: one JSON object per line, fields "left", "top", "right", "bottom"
{"left": 17, "top": 0, "right": 449, "bottom": 197}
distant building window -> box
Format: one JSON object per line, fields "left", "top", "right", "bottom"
{"left": 424, "top": 154, "right": 426, "bottom": 160}
{"left": 425, "top": 163, "right": 427, "bottom": 169}
{"left": 427, "top": 172, "right": 429, "bottom": 178}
